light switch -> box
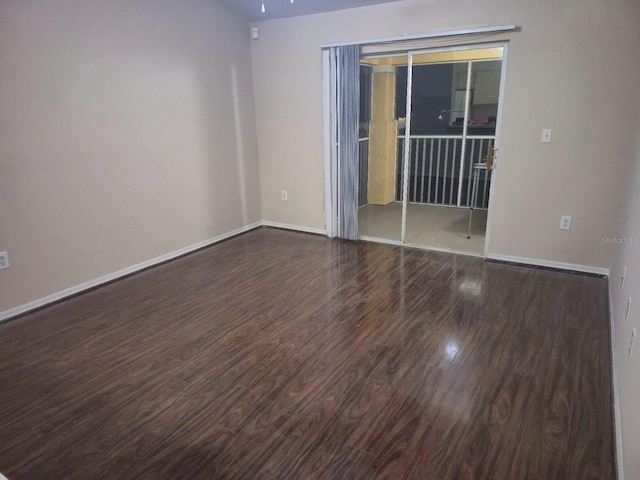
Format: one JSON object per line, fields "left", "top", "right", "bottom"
{"left": 542, "top": 129, "right": 552, "bottom": 143}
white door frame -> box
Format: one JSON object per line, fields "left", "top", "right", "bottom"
{"left": 400, "top": 52, "right": 414, "bottom": 243}
{"left": 483, "top": 43, "right": 509, "bottom": 258}
{"left": 322, "top": 48, "right": 338, "bottom": 237}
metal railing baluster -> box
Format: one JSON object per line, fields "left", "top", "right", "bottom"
{"left": 428, "top": 139, "right": 434, "bottom": 203}
{"left": 412, "top": 138, "right": 419, "bottom": 202}
{"left": 466, "top": 139, "right": 475, "bottom": 207}
{"left": 435, "top": 139, "right": 441, "bottom": 204}
{"left": 442, "top": 139, "right": 449, "bottom": 204}
{"left": 449, "top": 139, "right": 457, "bottom": 205}
{"left": 420, "top": 138, "right": 427, "bottom": 203}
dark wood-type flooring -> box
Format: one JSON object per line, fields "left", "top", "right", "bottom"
{"left": 0, "top": 228, "right": 615, "bottom": 479}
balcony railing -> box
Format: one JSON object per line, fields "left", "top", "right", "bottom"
{"left": 396, "top": 135, "right": 493, "bottom": 209}
{"left": 358, "top": 135, "right": 493, "bottom": 209}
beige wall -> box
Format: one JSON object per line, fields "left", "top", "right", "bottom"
{"left": 251, "top": 0, "right": 640, "bottom": 269}
{"left": 0, "top": 0, "right": 261, "bottom": 313}
{"left": 610, "top": 112, "right": 640, "bottom": 480}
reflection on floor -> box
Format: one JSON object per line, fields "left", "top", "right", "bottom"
{"left": 358, "top": 203, "right": 487, "bottom": 256}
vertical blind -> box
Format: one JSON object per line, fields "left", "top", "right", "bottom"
{"left": 335, "top": 45, "right": 360, "bottom": 241}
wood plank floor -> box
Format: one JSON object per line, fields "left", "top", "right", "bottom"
{"left": 0, "top": 227, "right": 615, "bottom": 479}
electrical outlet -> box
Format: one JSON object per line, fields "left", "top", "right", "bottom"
{"left": 0, "top": 251, "right": 9, "bottom": 270}
{"left": 622, "top": 266, "right": 627, "bottom": 288}
{"left": 625, "top": 297, "right": 632, "bottom": 324}
{"left": 281, "top": 190, "right": 288, "bottom": 201}
{"left": 629, "top": 328, "right": 636, "bottom": 358}
{"left": 559, "top": 215, "right": 572, "bottom": 230}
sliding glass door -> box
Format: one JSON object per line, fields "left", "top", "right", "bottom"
{"left": 357, "top": 46, "right": 504, "bottom": 255}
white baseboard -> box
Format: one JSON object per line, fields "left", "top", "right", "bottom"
{"left": 262, "top": 220, "right": 326, "bottom": 236}
{"left": 0, "top": 221, "right": 262, "bottom": 323}
{"left": 486, "top": 253, "right": 610, "bottom": 276}
{"left": 608, "top": 281, "right": 625, "bottom": 480}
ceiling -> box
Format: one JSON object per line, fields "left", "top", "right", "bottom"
{"left": 219, "top": 0, "right": 405, "bottom": 22}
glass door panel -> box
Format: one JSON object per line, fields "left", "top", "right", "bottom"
{"left": 357, "top": 57, "right": 407, "bottom": 243}
{"left": 464, "top": 59, "right": 501, "bottom": 211}
{"left": 404, "top": 60, "right": 463, "bottom": 248}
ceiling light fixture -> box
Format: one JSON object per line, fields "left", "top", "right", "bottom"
{"left": 261, "top": 0, "right": 265, "bottom": 13}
